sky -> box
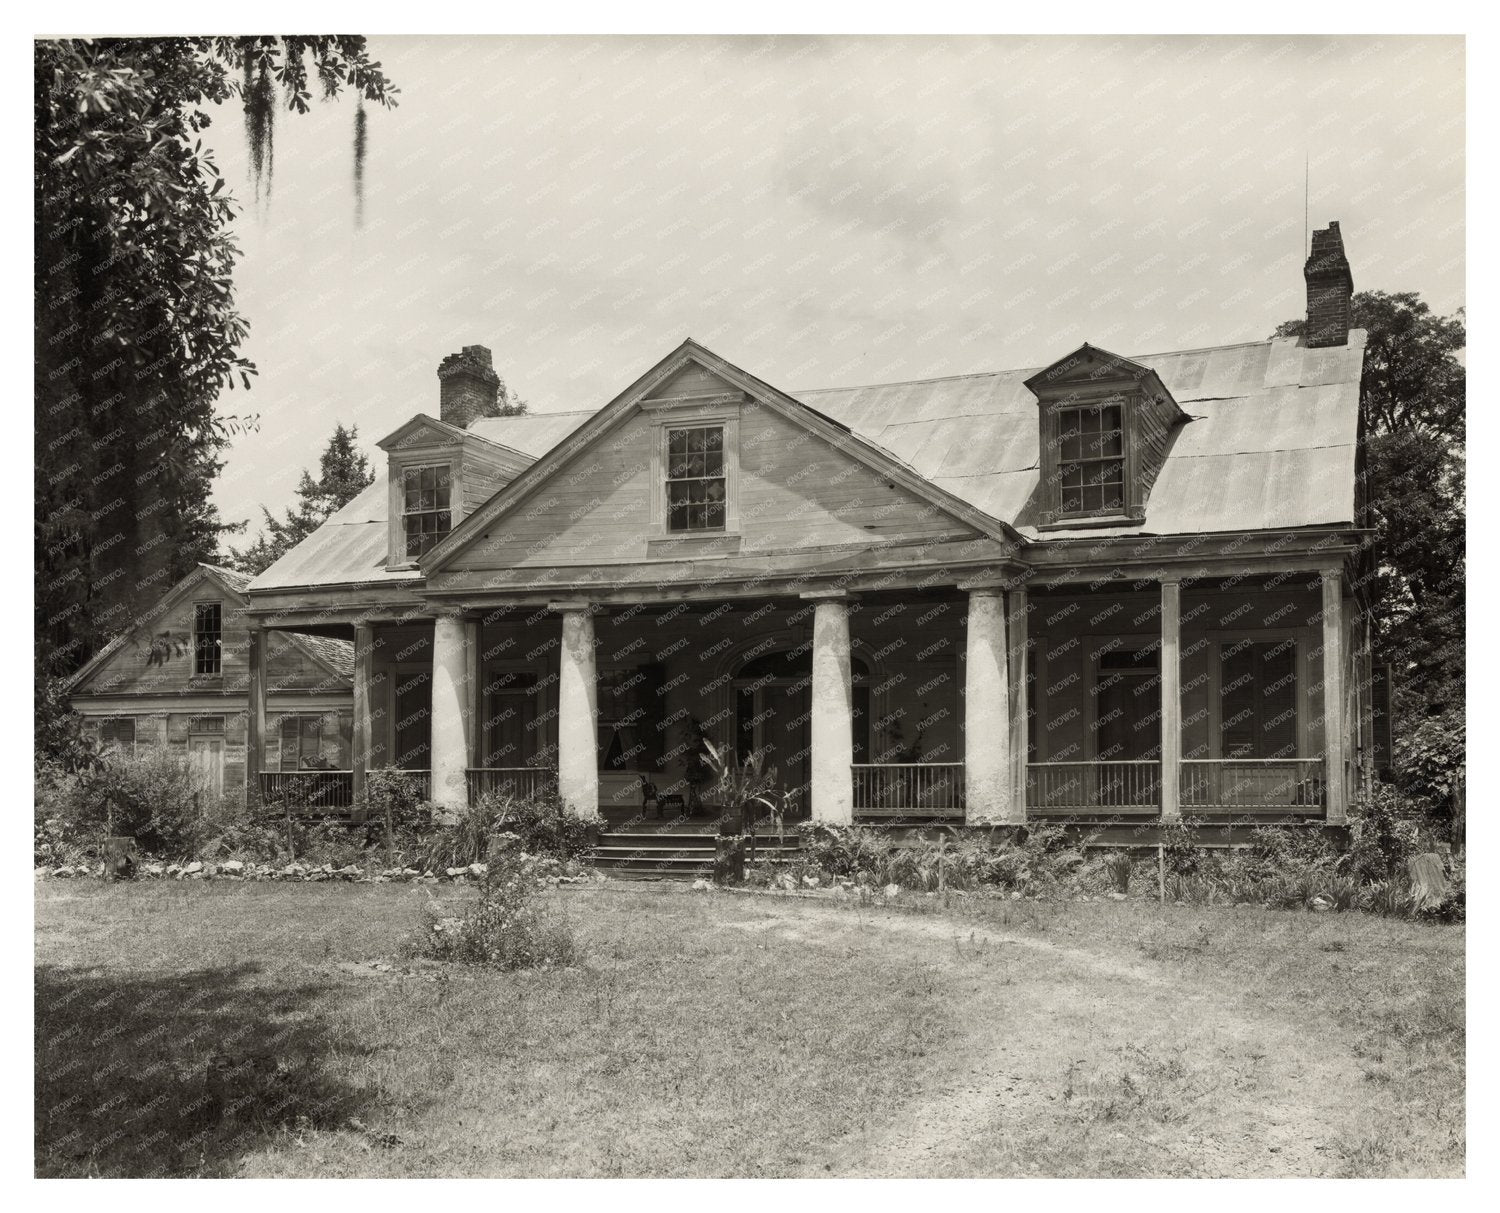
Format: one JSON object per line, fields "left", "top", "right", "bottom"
{"left": 203, "top": 34, "right": 1466, "bottom": 536}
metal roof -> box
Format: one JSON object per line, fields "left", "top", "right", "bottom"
{"left": 247, "top": 333, "right": 1364, "bottom": 592}
{"left": 799, "top": 332, "right": 1366, "bottom": 540}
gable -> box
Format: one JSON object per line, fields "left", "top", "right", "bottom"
{"left": 68, "top": 566, "right": 351, "bottom": 700}
{"left": 423, "top": 342, "right": 1017, "bottom": 587}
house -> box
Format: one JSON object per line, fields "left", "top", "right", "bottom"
{"left": 66, "top": 563, "right": 354, "bottom": 804}
{"left": 241, "top": 222, "right": 1376, "bottom": 843}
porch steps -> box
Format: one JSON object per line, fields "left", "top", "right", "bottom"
{"left": 589, "top": 830, "right": 801, "bottom": 880}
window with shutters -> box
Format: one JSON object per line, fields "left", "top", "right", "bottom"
{"left": 1219, "top": 639, "right": 1298, "bottom": 758}
{"left": 98, "top": 717, "right": 136, "bottom": 757}
{"left": 279, "top": 715, "right": 328, "bottom": 771}
{"left": 597, "top": 667, "right": 661, "bottom": 773}
{"left": 193, "top": 602, "right": 222, "bottom": 675}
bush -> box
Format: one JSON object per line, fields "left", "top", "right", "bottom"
{"left": 411, "top": 850, "right": 579, "bottom": 969}
{"left": 420, "top": 791, "right": 594, "bottom": 871}
{"left": 35, "top": 749, "right": 242, "bottom": 859}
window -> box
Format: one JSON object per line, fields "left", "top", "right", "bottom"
{"left": 1220, "top": 640, "right": 1298, "bottom": 759}
{"left": 1057, "top": 403, "right": 1125, "bottom": 517}
{"left": 188, "top": 715, "right": 225, "bottom": 735}
{"left": 483, "top": 670, "right": 541, "bottom": 767}
{"left": 279, "top": 714, "right": 328, "bottom": 771}
{"left": 665, "top": 426, "right": 726, "bottom": 532}
{"left": 193, "top": 602, "right": 222, "bottom": 675}
{"left": 98, "top": 717, "right": 136, "bottom": 757}
{"left": 401, "top": 465, "right": 452, "bottom": 558}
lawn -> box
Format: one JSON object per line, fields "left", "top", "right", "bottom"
{"left": 35, "top": 879, "right": 1464, "bottom": 1177}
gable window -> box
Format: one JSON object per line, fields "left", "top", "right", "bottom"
{"left": 1057, "top": 402, "right": 1125, "bottom": 517}
{"left": 193, "top": 602, "right": 222, "bottom": 676}
{"left": 402, "top": 465, "right": 452, "bottom": 558}
{"left": 665, "top": 426, "right": 726, "bottom": 532}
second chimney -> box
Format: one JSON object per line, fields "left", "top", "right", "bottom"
{"left": 437, "top": 345, "right": 502, "bottom": 428}
{"left": 1304, "top": 221, "right": 1355, "bottom": 348}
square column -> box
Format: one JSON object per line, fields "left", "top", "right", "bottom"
{"left": 807, "top": 593, "right": 854, "bottom": 824}
{"left": 430, "top": 614, "right": 471, "bottom": 817}
{"left": 351, "top": 623, "right": 374, "bottom": 803}
{"left": 964, "top": 587, "right": 1014, "bottom": 824}
{"left": 1321, "top": 568, "right": 1348, "bottom": 824}
{"left": 554, "top": 602, "right": 599, "bottom": 819}
{"left": 1160, "top": 580, "right": 1182, "bottom": 822}
{"left": 247, "top": 626, "right": 267, "bottom": 809}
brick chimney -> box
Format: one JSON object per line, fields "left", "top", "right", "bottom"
{"left": 437, "top": 345, "right": 502, "bottom": 428}
{"left": 1304, "top": 221, "right": 1355, "bottom": 348}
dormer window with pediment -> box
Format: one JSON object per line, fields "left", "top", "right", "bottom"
{"left": 401, "top": 464, "right": 453, "bottom": 557}
{"left": 1025, "top": 344, "right": 1188, "bottom": 530}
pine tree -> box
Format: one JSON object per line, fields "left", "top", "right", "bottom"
{"left": 230, "top": 424, "right": 375, "bottom": 575}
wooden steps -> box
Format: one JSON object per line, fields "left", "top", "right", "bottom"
{"left": 589, "top": 830, "right": 801, "bottom": 880}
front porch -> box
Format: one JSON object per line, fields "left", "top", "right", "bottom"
{"left": 247, "top": 566, "right": 1358, "bottom": 835}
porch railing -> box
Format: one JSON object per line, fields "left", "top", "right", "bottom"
{"left": 852, "top": 763, "right": 965, "bottom": 819}
{"left": 466, "top": 767, "right": 559, "bottom": 802}
{"left": 1180, "top": 758, "right": 1326, "bottom": 811}
{"left": 259, "top": 770, "right": 354, "bottom": 812}
{"left": 1026, "top": 761, "right": 1161, "bottom": 815}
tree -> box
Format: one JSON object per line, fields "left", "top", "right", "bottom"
{"left": 230, "top": 423, "right": 375, "bottom": 575}
{"left": 35, "top": 38, "right": 397, "bottom": 686}
{"left": 1273, "top": 290, "right": 1466, "bottom": 802}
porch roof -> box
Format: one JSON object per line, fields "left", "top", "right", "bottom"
{"left": 246, "top": 332, "right": 1364, "bottom": 593}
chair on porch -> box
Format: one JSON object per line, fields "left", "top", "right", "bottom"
{"left": 639, "top": 775, "right": 685, "bottom": 821}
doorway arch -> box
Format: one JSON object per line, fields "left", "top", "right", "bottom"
{"left": 730, "top": 648, "right": 870, "bottom": 810}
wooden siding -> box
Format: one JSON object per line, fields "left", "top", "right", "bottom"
{"left": 444, "top": 393, "right": 981, "bottom": 574}
{"left": 73, "top": 592, "right": 343, "bottom": 699}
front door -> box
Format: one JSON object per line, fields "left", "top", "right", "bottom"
{"left": 187, "top": 736, "right": 225, "bottom": 800}
{"left": 737, "top": 678, "right": 812, "bottom": 810}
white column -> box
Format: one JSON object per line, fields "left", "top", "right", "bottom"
{"left": 430, "top": 614, "right": 470, "bottom": 818}
{"left": 1322, "top": 569, "right": 1347, "bottom": 825}
{"left": 555, "top": 603, "right": 599, "bottom": 819}
{"left": 965, "top": 588, "right": 1013, "bottom": 824}
{"left": 808, "top": 594, "right": 854, "bottom": 824}
{"left": 1160, "top": 580, "right": 1182, "bottom": 822}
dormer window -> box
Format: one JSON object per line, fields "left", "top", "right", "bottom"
{"left": 402, "top": 464, "right": 452, "bottom": 558}
{"left": 1057, "top": 401, "right": 1125, "bottom": 518}
{"left": 1024, "top": 343, "right": 1188, "bottom": 530}
{"left": 193, "top": 602, "right": 222, "bottom": 676}
{"left": 666, "top": 426, "right": 726, "bottom": 532}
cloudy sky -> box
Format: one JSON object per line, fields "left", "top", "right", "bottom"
{"left": 204, "top": 34, "right": 1465, "bottom": 535}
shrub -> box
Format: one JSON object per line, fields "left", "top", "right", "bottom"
{"left": 411, "top": 850, "right": 579, "bottom": 970}
{"left": 36, "top": 748, "right": 238, "bottom": 859}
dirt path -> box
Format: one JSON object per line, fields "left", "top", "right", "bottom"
{"left": 733, "top": 899, "right": 1365, "bottom": 1178}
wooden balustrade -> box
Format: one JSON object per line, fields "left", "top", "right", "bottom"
{"left": 851, "top": 763, "right": 965, "bottom": 820}
{"left": 258, "top": 770, "right": 354, "bottom": 812}
{"left": 1025, "top": 761, "right": 1162, "bottom": 816}
{"left": 1180, "top": 759, "right": 1326, "bottom": 810}
{"left": 466, "top": 767, "right": 558, "bottom": 802}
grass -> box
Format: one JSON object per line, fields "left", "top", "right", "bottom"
{"left": 35, "top": 880, "right": 1464, "bottom": 1177}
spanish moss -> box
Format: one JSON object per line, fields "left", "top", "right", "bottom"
{"left": 244, "top": 59, "right": 276, "bottom": 204}
{"left": 353, "top": 101, "right": 367, "bottom": 228}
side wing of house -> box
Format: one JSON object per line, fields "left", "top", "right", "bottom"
{"left": 67, "top": 565, "right": 354, "bottom": 800}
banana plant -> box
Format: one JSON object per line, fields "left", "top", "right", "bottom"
{"left": 702, "top": 740, "right": 782, "bottom": 870}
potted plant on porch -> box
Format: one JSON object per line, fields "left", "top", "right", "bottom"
{"left": 702, "top": 741, "right": 781, "bottom": 883}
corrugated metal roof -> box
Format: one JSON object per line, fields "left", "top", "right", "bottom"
{"left": 248, "top": 411, "right": 591, "bottom": 591}
{"left": 800, "top": 332, "right": 1365, "bottom": 540}
{"left": 248, "top": 333, "right": 1364, "bottom": 592}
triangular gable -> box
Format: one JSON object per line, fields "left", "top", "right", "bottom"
{"left": 1024, "top": 342, "right": 1186, "bottom": 422}
{"left": 66, "top": 564, "right": 249, "bottom": 692}
{"left": 422, "top": 339, "right": 1024, "bottom": 574}
{"left": 376, "top": 413, "right": 468, "bottom": 454}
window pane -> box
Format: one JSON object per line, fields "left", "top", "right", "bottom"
{"left": 668, "top": 500, "right": 689, "bottom": 531}
{"left": 1062, "top": 487, "right": 1084, "bottom": 514}
{"left": 669, "top": 430, "right": 688, "bottom": 456}
{"left": 704, "top": 501, "right": 726, "bottom": 529}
